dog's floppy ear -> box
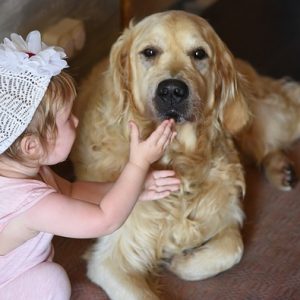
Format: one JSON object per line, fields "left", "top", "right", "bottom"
{"left": 214, "top": 41, "right": 250, "bottom": 135}
{"left": 107, "top": 22, "right": 135, "bottom": 119}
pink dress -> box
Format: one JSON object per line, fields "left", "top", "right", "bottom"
{"left": 0, "top": 166, "right": 71, "bottom": 299}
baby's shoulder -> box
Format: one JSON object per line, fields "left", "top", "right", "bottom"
{"left": 0, "top": 175, "right": 55, "bottom": 223}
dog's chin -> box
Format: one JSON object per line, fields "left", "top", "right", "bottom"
{"left": 160, "top": 110, "right": 194, "bottom": 123}
{"left": 163, "top": 110, "right": 182, "bottom": 123}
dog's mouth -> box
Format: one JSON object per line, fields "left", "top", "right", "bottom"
{"left": 162, "top": 110, "right": 185, "bottom": 123}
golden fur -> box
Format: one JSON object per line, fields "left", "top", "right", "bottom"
{"left": 234, "top": 59, "right": 300, "bottom": 190}
{"left": 71, "top": 10, "right": 300, "bottom": 299}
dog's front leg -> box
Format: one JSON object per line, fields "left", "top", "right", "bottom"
{"left": 165, "top": 224, "right": 243, "bottom": 281}
{"left": 87, "top": 255, "right": 159, "bottom": 300}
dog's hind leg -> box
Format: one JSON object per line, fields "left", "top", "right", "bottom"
{"left": 262, "top": 150, "right": 298, "bottom": 191}
{"left": 164, "top": 225, "right": 243, "bottom": 281}
{"left": 87, "top": 256, "right": 159, "bottom": 300}
{"left": 261, "top": 80, "right": 300, "bottom": 190}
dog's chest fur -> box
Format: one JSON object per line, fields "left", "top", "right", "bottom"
{"left": 114, "top": 125, "right": 245, "bottom": 257}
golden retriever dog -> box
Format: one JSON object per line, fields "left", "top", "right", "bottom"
{"left": 71, "top": 10, "right": 300, "bottom": 299}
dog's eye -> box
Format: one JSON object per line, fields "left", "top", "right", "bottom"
{"left": 141, "top": 47, "right": 158, "bottom": 58}
{"left": 192, "top": 48, "right": 208, "bottom": 60}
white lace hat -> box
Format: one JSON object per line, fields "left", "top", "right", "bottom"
{"left": 0, "top": 30, "right": 68, "bottom": 154}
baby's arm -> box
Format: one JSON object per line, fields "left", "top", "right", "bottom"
{"left": 54, "top": 169, "right": 180, "bottom": 204}
{"left": 51, "top": 171, "right": 113, "bottom": 205}
{"left": 75, "top": 119, "right": 176, "bottom": 231}
{"left": 23, "top": 120, "right": 176, "bottom": 238}
{"left": 65, "top": 119, "right": 179, "bottom": 205}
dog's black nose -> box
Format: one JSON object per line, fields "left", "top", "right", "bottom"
{"left": 157, "top": 79, "right": 189, "bottom": 104}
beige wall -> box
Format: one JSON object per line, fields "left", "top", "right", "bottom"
{"left": 0, "top": 0, "right": 179, "bottom": 78}
{"left": 131, "top": 0, "right": 177, "bottom": 19}
{"left": 0, "top": 0, "right": 119, "bottom": 39}
{"left": 0, "top": 0, "right": 217, "bottom": 79}
{"left": 0, "top": 0, "right": 122, "bottom": 78}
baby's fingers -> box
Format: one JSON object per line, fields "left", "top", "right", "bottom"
{"left": 171, "top": 131, "right": 177, "bottom": 143}
{"left": 155, "top": 177, "right": 181, "bottom": 187}
{"left": 145, "top": 190, "right": 172, "bottom": 201}
{"left": 156, "top": 121, "right": 174, "bottom": 149}
{"left": 151, "top": 190, "right": 172, "bottom": 200}
{"left": 148, "top": 184, "right": 180, "bottom": 193}
{"left": 152, "top": 170, "right": 177, "bottom": 179}
{"left": 152, "top": 171, "right": 180, "bottom": 185}
{"left": 148, "top": 120, "right": 171, "bottom": 142}
{"left": 129, "top": 121, "right": 140, "bottom": 146}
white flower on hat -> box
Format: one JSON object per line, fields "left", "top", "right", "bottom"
{"left": 0, "top": 30, "right": 68, "bottom": 76}
{"left": 0, "top": 30, "right": 69, "bottom": 154}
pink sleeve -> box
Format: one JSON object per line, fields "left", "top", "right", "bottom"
{"left": 0, "top": 181, "right": 56, "bottom": 230}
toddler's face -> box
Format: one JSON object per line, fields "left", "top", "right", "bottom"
{"left": 43, "top": 100, "right": 78, "bottom": 165}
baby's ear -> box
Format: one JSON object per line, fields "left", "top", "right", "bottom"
{"left": 20, "top": 135, "right": 44, "bottom": 158}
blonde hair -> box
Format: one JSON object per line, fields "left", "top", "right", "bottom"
{"left": 4, "top": 71, "right": 77, "bottom": 163}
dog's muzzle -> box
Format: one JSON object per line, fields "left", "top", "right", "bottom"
{"left": 154, "top": 79, "right": 190, "bottom": 123}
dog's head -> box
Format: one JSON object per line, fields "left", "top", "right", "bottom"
{"left": 109, "top": 10, "right": 249, "bottom": 135}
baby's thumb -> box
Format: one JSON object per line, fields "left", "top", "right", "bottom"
{"left": 129, "top": 121, "right": 139, "bottom": 145}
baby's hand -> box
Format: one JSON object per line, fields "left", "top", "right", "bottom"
{"left": 129, "top": 120, "right": 176, "bottom": 170}
{"left": 139, "top": 170, "right": 181, "bottom": 201}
